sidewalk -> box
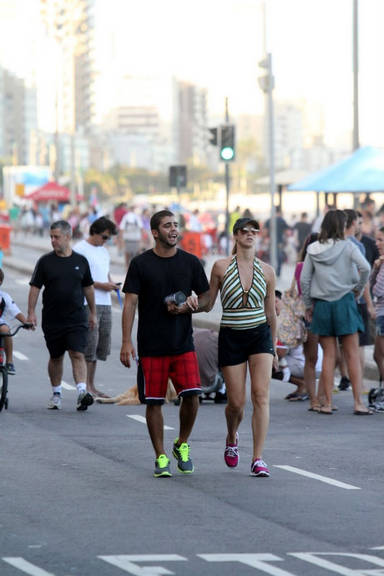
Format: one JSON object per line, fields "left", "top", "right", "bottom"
{"left": 4, "top": 233, "right": 380, "bottom": 383}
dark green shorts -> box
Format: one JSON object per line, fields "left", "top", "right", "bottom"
{"left": 311, "top": 293, "right": 364, "bottom": 337}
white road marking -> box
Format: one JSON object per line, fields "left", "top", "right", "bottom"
{"left": 127, "top": 414, "right": 174, "bottom": 430}
{"left": 199, "top": 554, "right": 296, "bottom": 575}
{"left": 61, "top": 380, "right": 76, "bottom": 391}
{"left": 371, "top": 546, "right": 384, "bottom": 550}
{"left": 13, "top": 351, "right": 28, "bottom": 361}
{"left": 2, "top": 557, "right": 55, "bottom": 576}
{"left": 274, "top": 465, "right": 360, "bottom": 490}
{"left": 99, "top": 554, "right": 187, "bottom": 575}
{"left": 290, "top": 552, "right": 384, "bottom": 574}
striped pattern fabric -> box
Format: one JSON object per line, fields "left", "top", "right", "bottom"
{"left": 372, "top": 264, "right": 384, "bottom": 317}
{"left": 220, "top": 256, "right": 267, "bottom": 330}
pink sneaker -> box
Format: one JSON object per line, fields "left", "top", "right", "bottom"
{"left": 250, "top": 458, "right": 270, "bottom": 477}
{"left": 224, "top": 432, "right": 239, "bottom": 468}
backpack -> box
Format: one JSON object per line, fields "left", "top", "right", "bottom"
{"left": 278, "top": 290, "right": 307, "bottom": 348}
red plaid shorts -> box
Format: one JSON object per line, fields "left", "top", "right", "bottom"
{"left": 138, "top": 351, "right": 201, "bottom": 404}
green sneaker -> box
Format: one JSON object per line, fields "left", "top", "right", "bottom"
{"left": 154, "top": 454, "right": 172, "bottom": 478}
{"left": 172, "top": 439, "right": 194, "bottom": 474}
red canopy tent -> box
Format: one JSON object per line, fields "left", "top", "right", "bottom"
{"left": 27, "top": 181, "right": 71, "bottom": 203}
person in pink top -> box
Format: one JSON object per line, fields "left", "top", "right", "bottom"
{"left": 292, "top": 233, "right": 321, "bottom": 411}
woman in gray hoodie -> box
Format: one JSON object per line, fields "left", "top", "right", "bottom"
{"left": 301, "top": 209, "right": 371, "bottom": 415}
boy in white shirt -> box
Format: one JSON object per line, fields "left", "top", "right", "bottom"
{"left": 0, "top": 269, "right": 30, "bottom": 374}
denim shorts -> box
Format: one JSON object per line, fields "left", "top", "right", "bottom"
{"left": 376, "top": 315, "right": 384, "bottom": 336}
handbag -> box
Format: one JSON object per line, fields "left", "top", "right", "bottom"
{"left": 278, "top": 288, "right": 308, "bottom": 348}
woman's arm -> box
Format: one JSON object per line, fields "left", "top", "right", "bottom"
{"left": 300, "top": 254, "right": 314, "bottom": 310}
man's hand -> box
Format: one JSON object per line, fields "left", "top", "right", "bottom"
{"left": 120, "top": 342, "right": 137, "bottom": 368}
{"left": 88, "top": 312, "right": 97, "bottom": 330}
{"left": 167, "top": 295, "right": 199, "bottom": 315}
{"left": 100, "top": 281, "right": 121, "bottom": 292}
{"left": 27, "top": 313, "right": 37, "bottom": 329}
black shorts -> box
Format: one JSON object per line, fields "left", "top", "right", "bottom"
{"left": 44, "top": 327, "right": 88, "bottom": 359}
{"left": 218, "top": 323, "right": 274, "bottom": 367}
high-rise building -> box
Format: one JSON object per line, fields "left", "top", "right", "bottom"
{"left": 173, "top": 79, "right": 208, "bottom": 165}
{"left": 0, "top": 67, "right": 38, "bottom": 165}
{"left": 40, "top": 0, "right": 91, "bottom": 133}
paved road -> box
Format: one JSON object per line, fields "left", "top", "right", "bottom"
{"left": 0, "top": 264, "right": 383, "bottom": 575}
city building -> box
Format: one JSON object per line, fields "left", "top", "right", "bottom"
{"left": 0, "top": 67, "right": 38, "bottom": 166}
{"left": 173, "top": 79, "right": 208, "bottom": 166}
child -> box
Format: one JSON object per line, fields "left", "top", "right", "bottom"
{"left": 0, "top": 268, "right": 30, "bottom": 374}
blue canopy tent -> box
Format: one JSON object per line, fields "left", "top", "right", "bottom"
{"left": 288, "top": 146, "right": 384, "bottom": 193}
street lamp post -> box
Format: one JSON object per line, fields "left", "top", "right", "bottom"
{"left": 259, "top": 53, "right": 277, "bottom": 271}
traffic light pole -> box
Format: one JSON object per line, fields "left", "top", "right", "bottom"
{"left": 225, "top": 163, "right": 230, "bottom": 255}
{"left": 267, "top": 53, "right": 277, "bottom": 272}
{"left": 224, "top": 97, "right": 230, "bottom": 256}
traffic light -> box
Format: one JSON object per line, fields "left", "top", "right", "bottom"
{"left": 169, "top": 165, "right": 187, "bottom": 188}
{"left": 220, "top": 125, "right": 235, "bottom": 162}
{"left": 208, "top": 127, "right": 218, "bottom": 146}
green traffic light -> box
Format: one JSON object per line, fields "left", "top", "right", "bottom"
{"left": 220, "top": 146, "right": 235, "bottom": 161}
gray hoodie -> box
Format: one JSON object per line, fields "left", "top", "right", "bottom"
{"left": 300, "top": 239, "right": 370, "bottom": 308}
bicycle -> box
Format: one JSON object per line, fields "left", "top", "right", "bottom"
{"left": 0, "top": 323, "right": 33, "bottom": 412}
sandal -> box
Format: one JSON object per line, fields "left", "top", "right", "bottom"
{"left": 289, "top": 393, "right": 309, "bottom": 402}
{"left": 285, "top": 392, "right": 299, "bottom": 400}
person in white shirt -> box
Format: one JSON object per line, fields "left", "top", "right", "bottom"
{"left": 75, "top": 217, "right": 119, "bottom": 398}
{"left": 0, "top": 268, "right": 32, "bottom": 375}
{"left": 118, "top": 206, "right": 143, "bottom": 268}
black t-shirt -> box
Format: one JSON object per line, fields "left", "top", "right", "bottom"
{"left": 361, "top": 234, "right": 379, "bottom": 267}
{"left": 123, "top": 249, "right": 209, "bottom": 356}
{"left": 30, "top": 251, "right": 93, "bottom": 335}
{"left": 294, "top": 221, "right": 312, "bottom": 250}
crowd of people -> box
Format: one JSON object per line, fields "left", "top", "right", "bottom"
{"left": 3, "top": 195, "right": 384, "bottom": 479}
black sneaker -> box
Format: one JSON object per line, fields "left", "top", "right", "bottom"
{"left": 6, "top": 363, "right": 16, "bottom": 375}
{"left": 214, "top": 391, "right": 227, "bottom": 404}
{"left": 338, "top": 376, "right": 351, "bottom": 391}
{"left": 76, "top": 391, "right": 94, "bottom": 411}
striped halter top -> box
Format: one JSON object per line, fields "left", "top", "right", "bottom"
{"left": 220, "top": 255, "right": 267, "bottom": 330}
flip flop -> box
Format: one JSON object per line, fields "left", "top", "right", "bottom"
{"left": 308, "top": 406, "right": 321, "bottom": 412}
{"left": 289, "top": 393, "right": 309, "bottom": 402}
{"left": 285, "top": 392, "right": 299, "bottom": 400}
{"left": 353, "top": 410, "right": 374, "bottom": 415}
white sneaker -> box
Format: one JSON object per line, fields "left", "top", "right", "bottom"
{"left": 47, "top": 393, "right": 62, "bottom": 410}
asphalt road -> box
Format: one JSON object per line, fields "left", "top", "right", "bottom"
{"left": 0, "top": 253, "right": 384, "bottom": 575}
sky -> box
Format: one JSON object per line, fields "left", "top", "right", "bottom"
{"left": 0, "top": 0, "right": 383, "bottom": 148}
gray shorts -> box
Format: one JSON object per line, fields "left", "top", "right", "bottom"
{"left": 85, "top": 305, "right": 112, "bottom": 362}
{"left": 124, "top": 240, "right": 140, "bottom": 255}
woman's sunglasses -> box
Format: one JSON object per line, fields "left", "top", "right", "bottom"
{"left": 238, "top": 227, "right": 258, "bottom": 235}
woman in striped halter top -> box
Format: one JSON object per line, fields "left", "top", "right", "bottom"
{"left": 206, "top": 217, "right": 277, "bottom": 478}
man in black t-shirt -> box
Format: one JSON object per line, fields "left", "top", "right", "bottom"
{"left": 28, "top": 220, "right": 97, "bottom": 412}
{"left": 120, "top": 210, "right": 210, "bottom": 478}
